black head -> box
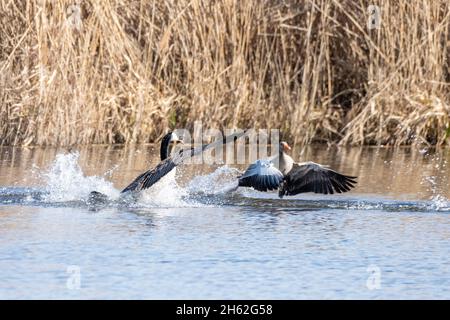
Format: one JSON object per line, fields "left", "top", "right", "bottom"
{"left": 160, "top": 132, "right": 183, "bottom": 160}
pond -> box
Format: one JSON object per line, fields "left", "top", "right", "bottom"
{"left": 0, "top": 145, "right": 449, "bottom": 299}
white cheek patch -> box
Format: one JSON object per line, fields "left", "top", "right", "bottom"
{"left": 171, "top": 132, "right": 180, "bottom": 142}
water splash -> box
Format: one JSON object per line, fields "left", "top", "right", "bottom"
{"left": 138, "top": 168, "right": 193, "bottom": 207}
{"left": 41, "top": 152, "right": 119, "bottom": 203}
{"left": 187, "top": 165, "right": 240, "bottom": 196}
{"left": 422, "top": 174, "right": 450, "bottom": 211}
{"left": 3, "top": 152, "right": 449, "bottom": 212}
{"left": 429, "top": 194, "right": 450, "bottom": 211}
{"left": 39, "top": 152, "right": 206, "bottom": 207}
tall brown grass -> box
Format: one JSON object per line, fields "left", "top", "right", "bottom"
{"left": 1, "top": 0, "right": 449, "bottom": 146}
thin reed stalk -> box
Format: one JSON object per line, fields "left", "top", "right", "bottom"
{"left": 0, "top": 0, "right": 449, "bottom": 146}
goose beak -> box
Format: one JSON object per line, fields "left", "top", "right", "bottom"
{"left": 283, "top": 142, "right": 292, "bottom": 151}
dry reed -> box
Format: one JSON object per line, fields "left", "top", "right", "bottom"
{"left": 0, "top": 0, "right": 449, "bottom": 146}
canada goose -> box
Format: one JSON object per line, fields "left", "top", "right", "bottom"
{"left": 159, "top": 131, "right": 184, "bottom": 161}
{"left": 238, "top": 141, "right": 357, "bottom": 197}
{"left": 121, "top": 130, "right": 249, "bottom": 193}
{"left": 120, "top": 131, "right": 183, "bottom": 193}
{"left": 88, "top": 130, "right": 248, "bottom": 204}
{"left": 88, "top": 131, "right": 182, "bottom": 203}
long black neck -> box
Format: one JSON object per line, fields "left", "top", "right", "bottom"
{"left": 160, "top": 133, "right": 172, "bottom": 161}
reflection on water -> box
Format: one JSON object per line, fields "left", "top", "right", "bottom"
{"left": 0, "top": 145, "right": 449, "bottom": 299}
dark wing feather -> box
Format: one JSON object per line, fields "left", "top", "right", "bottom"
{"left": 121, "top": 157, "right": 177, "bottom": 193}
{"left": 279, "top": 162, "right": 357, "bottom": 198}
{"left": 121, "top": 130, "right": 248, "bottom": 193}
{"left": 238, "top": 159, "right": 284, "bottom": 192}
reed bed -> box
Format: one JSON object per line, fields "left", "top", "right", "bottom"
{"left": 1, "top": 0, "right": 449, "bottom": 146}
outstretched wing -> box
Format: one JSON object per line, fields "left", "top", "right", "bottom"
{"left": 238, "top": 159, "right": 284, "bottom": 192}
{"left": 279, "top": 161, "right": 357, "bottom": 197}
{"left": 121, "top": 157, "right": 177, "bottom": 193}
{"left": 121, "top": 130, "right": 248, "bottom": 193}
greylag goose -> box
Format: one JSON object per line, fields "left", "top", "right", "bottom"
{"left": 238, "top": 142, "right": 357, "bottom": 197}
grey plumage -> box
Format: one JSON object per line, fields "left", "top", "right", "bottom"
{"left": 237, "top": 142, "right": 357, "bottom": 197}
{"left": 238, "top": 159, "right": 284, "bottom": 192}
